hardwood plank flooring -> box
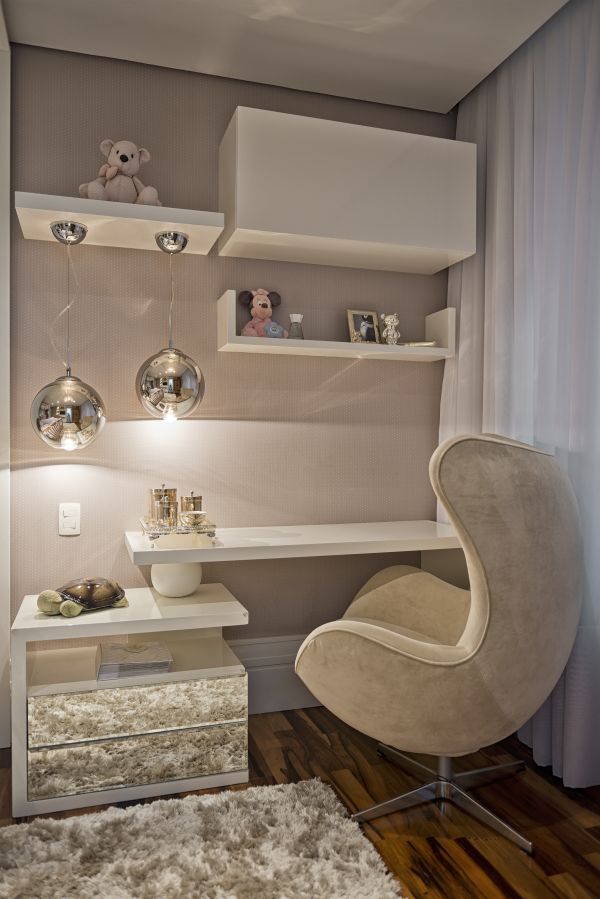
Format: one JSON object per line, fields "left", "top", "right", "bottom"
{"left": 2, "top": 712, "right": 600, "bottom": 898}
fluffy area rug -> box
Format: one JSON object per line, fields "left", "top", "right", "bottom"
{"left": 0, "top": 780, "right": 401, "bottom": 899}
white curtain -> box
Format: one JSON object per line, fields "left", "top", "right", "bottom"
{"left": 439, "top": 0, "right": 600, "bottom": 787}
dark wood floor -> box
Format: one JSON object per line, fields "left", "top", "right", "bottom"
{"left": 2, "top": 708, "right": 600, "bottom": 898}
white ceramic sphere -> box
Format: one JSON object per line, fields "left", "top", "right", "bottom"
{"left": 150, "top": 562, "right": 203, "bottom": 597}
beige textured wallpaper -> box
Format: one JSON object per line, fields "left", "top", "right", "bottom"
{"left": 10, "top": 46, "right": 455, "bottom": 637}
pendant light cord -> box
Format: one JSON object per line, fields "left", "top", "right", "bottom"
{"left": 168, "top": 252, "right": 174, "bottom": 349}
{"left": 66, "top": 243, "right": 71, "bottom": 376}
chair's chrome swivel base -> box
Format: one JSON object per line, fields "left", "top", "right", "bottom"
{"left": 352, "top": 745, "right": 533, "bottom": 854}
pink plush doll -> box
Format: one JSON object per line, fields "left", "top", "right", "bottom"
{"left": 239, "top": 289, "right": 288, "bottom": 338}
{"left": 79, "top": 139, "right": 162, "bottom": 205}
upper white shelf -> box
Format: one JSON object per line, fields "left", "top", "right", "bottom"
{"left": 217, "top": 290, "right": 455, "bottom": 362}
{"left": 126, "top": 520, "right": 460, "bottom": 566}
{"left": 218, "top": 107, "right": 476, "bottom": 274}
{"left": 15, "top": 192, "right": 224, "bottom": 254}
{"left": 12, "top": 585, "right": 248, "bottom": 643}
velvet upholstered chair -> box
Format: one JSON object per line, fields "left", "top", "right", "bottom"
{"left": 295, "top": 434, "right": 583, "bottom": 853}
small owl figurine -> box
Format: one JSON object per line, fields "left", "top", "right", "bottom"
{"left": 381, "top": 313, "right": 401, "bottom": 345}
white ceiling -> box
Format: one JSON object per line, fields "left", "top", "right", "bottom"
{"left": 2, "top": 0, "right": 568, "bottom": 113}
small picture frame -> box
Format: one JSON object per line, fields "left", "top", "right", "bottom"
{"left": 347, "top": 309, "right": 381, "bottom": 344}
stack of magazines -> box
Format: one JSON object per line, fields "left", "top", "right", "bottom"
{"left": 96, "top": 641, "right": 173, "bottom": 681}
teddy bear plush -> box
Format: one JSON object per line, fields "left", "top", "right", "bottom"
{"left": 79, "top": 139, "right": 162, "bottom": 205}
{"left": 239, "top": 289, "right": 288, "bottom": 338}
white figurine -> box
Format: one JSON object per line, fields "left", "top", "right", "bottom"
{"left": 381, "top": 313, "right": 401, "bottom": 345}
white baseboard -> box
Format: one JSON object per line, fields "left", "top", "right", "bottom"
{"left": 228, "top": 634, "right": 319, "bottom": 715}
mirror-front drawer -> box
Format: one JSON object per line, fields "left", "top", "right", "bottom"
{"left": 28, "top": 674, "right": 247, "bottom": 748}
{"left": 28, "top": 721, "right": 248, "bottom": 800}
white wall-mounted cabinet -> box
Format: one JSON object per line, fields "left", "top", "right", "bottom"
{"left": 218, "top": 107, "right": 476, "bottom": 274}
{"left": 217, "top": 290, "right": 455, "bottom": 362}
{"left": 15, "top": 192, "right": 224, "bottom": 255}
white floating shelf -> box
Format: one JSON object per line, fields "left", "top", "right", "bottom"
{"left": 15, "top": 192, "right": 224, "bottom": 254}
{"left": 218, "top": 107, "right": 476, "bottom": 273}
{"left": 126, "top": 520, "right": 460, "bottom": 566}
{"left": 217, "top": 290, "right": 455, "bottom": 362}
{"left": 12, "top": 585, "right": 248, "bottom": 642}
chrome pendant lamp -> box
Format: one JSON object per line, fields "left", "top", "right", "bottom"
{"left": 30, "top": 222, "right": 106, "bottom": 452}
{"left": 136, "top": 231, "right": 204, "bottom": 421}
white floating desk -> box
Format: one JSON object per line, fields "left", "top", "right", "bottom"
{"left": 126, "top": 520, "right": 461, "bottom": 566}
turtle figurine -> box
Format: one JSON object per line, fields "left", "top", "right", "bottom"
{"left": 37, "top": 577, "right": 128, "bottom": 618}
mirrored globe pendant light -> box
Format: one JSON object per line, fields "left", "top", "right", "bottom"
{"left": 136, "top": 231, "right": 204, "bottom": 422}
{"left": 30, "top": 222, "right": 106, "bottom": 452}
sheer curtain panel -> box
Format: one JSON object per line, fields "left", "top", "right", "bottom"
{"left": 439, "top": 0, "right": 600, "bottom": 786}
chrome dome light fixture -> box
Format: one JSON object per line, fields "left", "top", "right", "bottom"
{"left": 136, "top": 231, "right": 204, "bottom": 421}
{"left": 30, "top": 222, "right": 106, "bottom": 452}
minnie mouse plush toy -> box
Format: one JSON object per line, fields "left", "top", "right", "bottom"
{"left": 239, "top": 289, "right": 288, "bottom": 338}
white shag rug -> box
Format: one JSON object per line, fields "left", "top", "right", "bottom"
{"left": 0, "top": 780, "right": 401, "bottom": 899}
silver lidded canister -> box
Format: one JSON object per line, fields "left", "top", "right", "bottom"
{"left": 149, "top": 483, "right": 178, "bottom": 524}
{"left": 180, "top": 491, "right": 202, "bottom": 512}
{"left": 180, "top": 490, "right": 204, "bottom": 528}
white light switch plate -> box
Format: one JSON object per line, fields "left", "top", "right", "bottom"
{"left": 59, "top": 502, "right": 80, "bottom": 536}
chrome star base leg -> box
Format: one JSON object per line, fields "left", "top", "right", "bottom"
{"left": 450, "top": 783, "right": 532, "bottom": 853}
{"left": 353, "top": 747, "right": 533, "bottom": 854}
{"left": 453, "top": 759, "right": 525, "bottom": 791}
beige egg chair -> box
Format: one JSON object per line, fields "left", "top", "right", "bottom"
{"left": 295, "top": 434, "right": 583, "bottom": 853}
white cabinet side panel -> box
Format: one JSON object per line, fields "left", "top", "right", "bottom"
{"left": 0, "top": 37, "right": 10, "bottom": 747}
{"left": 218, "top": 111, "right": 238, "bottom": 252}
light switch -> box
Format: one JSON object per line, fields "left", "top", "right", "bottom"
{"left": 59, "top": 502, "right": 80, "bottom": 536}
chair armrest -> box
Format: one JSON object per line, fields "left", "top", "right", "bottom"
{"left": 297, "top": 618, "right": 468, "bottom": 668}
